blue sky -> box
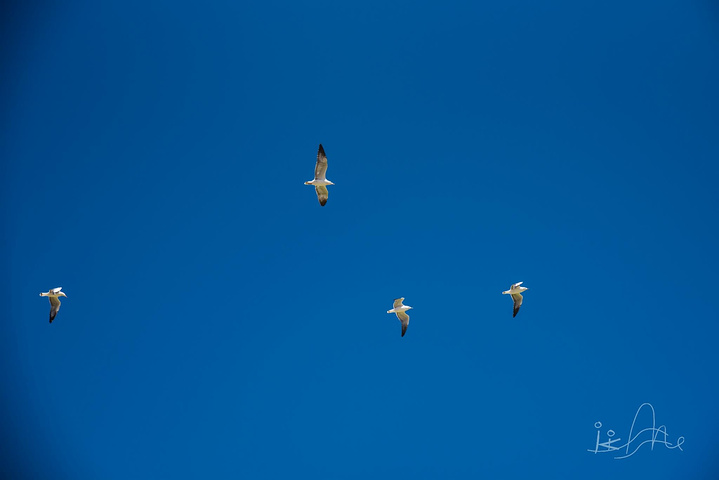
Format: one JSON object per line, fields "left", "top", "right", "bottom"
{"left": 3, "top": 0, "right": 718, "bottom": 478}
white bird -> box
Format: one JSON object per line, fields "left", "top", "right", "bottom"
{"left": 502, "top": 282, "right": 528, "bottom": 318}
{"left": 304, "top": 144, "right": 334, "bottom": 206}
{"left": 387, "top": 297, "right": 413, "bottom": 337}
{"left": 39, "top": 287, "right": 67, "bottom": 323}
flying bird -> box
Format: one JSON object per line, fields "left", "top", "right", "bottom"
{"left": 502, "top": 282, "right": 528, "bottom": 318}
{"left": 39, "top": 287, "right": 67, "bottom": 323}
{"left": 387, "top": 297, "right": 413, "bottom": 337}
{"left": 304, "top": 144, "right": 334, "bottom": 206}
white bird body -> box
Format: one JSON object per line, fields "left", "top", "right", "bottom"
{"left": 305, "top": 144, "right": 334, "bottom": 206}
{"left": 386, "top": 305, "right": 412, "bottom": 314}
{"left": 502, "top": 282, "right": 528, "bottom": 296}
{"left": 39, "top": 287, "right": 67, "bottom": 323}
{"left": 304, "top": 178, "right": 334, "bottom": 187}
{"left": 387, "top": 297, "right": 412, "bottom": 337}
{"left": 502, "top": 282, "right": 528, "bottom": 318}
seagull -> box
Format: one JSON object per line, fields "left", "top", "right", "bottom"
{"left": 502, "top": 282, "right": 528, "bottom": 318}
{"left": 39, "top": 287, "right": 67, "bottom": 323}
{"left": 304, "top": 144, "right": 334, "bottom": 206}
{"left": 387, "top": 297, "right": 412, "bottom": 337}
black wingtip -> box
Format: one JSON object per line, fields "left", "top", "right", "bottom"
{"left": 318, "top": 144, "right": 324, "bottom": 154}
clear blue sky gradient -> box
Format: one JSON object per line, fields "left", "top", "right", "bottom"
{"left": 3, "top": 0, "right": 719, "bottom": 478}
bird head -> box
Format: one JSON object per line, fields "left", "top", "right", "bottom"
{"left": 59, "top": 292, "right": 67, "bottom": 298}
{"left": 326, "top": 181, "right": 335, "bottom": 185}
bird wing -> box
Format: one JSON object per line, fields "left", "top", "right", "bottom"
{"left": 49, "top": 296, "right": 61, "bottom": 323}
{"left": 511, "top": 282, "right": 523, "bottom": 289}
{"left": 511, "top": 293, "right": 523, "bottom": 317}
{"left": 397, "top": 311, "right": 410, "bottom": 337}
{"left": 393, "top": 298, "right": 405, "bottom": 309}
{"left": 51, "top": 287, "right": 63, "bottom": 294}
{"left": 315, "top": 185, "right": 328, "bottom": 206}
{"left": 314, "top": 144, "right": 328, "bottom": 181}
